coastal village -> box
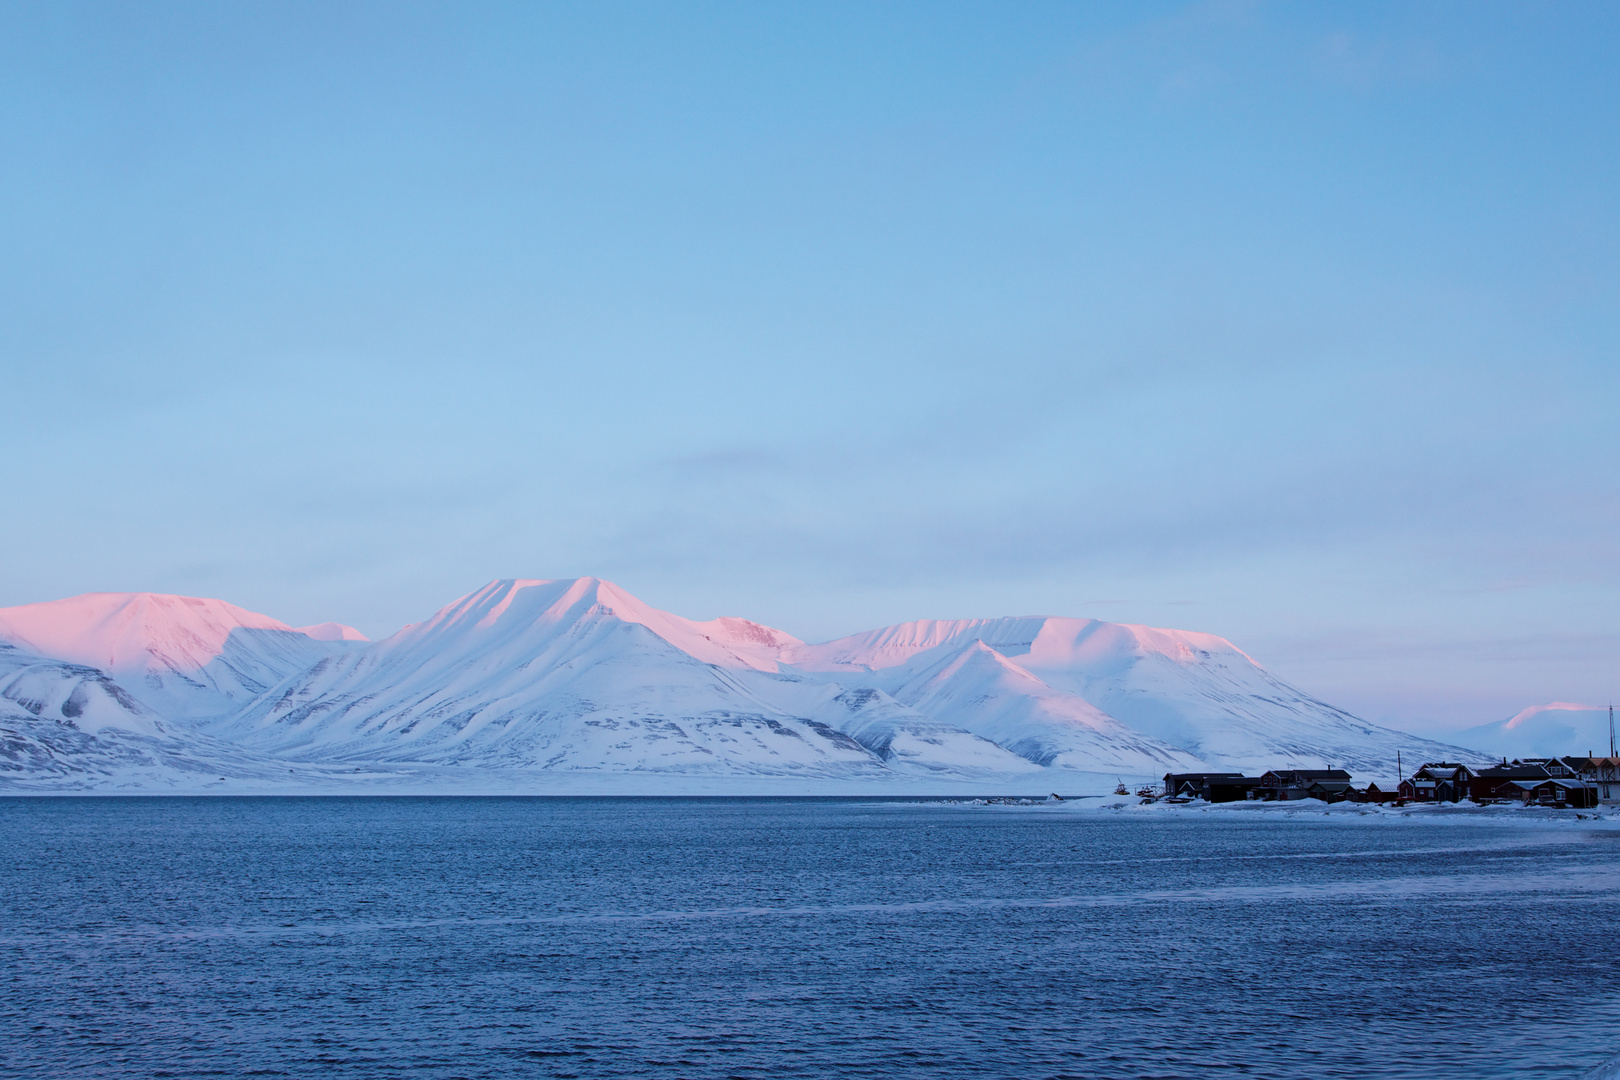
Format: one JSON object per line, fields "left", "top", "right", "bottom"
{"left": 1156, "top": 755, "right": 1620, "bottom": 809}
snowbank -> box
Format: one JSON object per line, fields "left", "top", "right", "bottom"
{"left": 956, "top": 794, "right": 1618, "bottom": 829}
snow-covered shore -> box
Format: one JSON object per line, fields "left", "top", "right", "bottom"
{"left": 962, "top": 793, "right": 1620, "bottom": 827}
{"left": 0, "top": 765, "right": 1137, "bottom": 798}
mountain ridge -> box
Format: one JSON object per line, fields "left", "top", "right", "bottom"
{"left": 0, "top": 578, "right": 1488, "bottom": 787}
{"left": 0, "top": 592, "right": 359, "bottom": 719}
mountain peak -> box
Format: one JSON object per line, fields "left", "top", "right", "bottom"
{"left": 1456, "top": 702, "right": 1613, "bottom": 760}
{"left": 296, "top": 622, "right": 369, "bottom": 642}
{"left": 0, "top": 591, "right": 366, "bottom": 720}
{"left": 1504, "top": 701, "right": 1603, "bottom": 730}
{"left": 0, "top": 591, "right": 296, "bottom": 674}
{"left": 387, "top": 578, "right": 795, "bottom": 673}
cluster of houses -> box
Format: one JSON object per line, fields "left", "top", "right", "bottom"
{"left": 1160, "top": 755, "right": 1620, "bottom": 809}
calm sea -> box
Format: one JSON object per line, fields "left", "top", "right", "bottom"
{"left": 2, "top": 797, "right": 1617, "bottom": 1079}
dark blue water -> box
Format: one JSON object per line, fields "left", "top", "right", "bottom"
{"left": 2, "top": 797, "right": 1617, "bottom": 1079}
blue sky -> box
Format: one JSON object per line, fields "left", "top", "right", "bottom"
{"left": 1, "top": 1, "right": 1615, "bottom": 732}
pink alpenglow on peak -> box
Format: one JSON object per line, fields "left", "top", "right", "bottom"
{"left": 212, "top": 577, "right": 888, "bottom": 775}
{"left": 0, "top": 592, "right": 295, "bottom": 672}
{"left": 395, "top": 578, "right": 802, "bottom": 673}
{"left": 1457, "top": 702, "right": 1615, "bottom": 760}
{"left": 296, "top": 622, "right": 370, "bottom": 642}
{"left": 0, "top": 576, "right": 1488, "bottom": 786}
{"left": 785, "top": 616, "right": 1257, "bottom": 675}
{"left": 1503, "top": 702, "right": 1603, "bottom": 729}
{"left": 783, "top": 613, "right": 1473, "bottom": 774}
{"left": 0, "top": 592, "right": 361, "bottom": 719}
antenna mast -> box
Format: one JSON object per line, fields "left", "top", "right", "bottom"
{"left": 1610, "top": 704, "right": 1615, "bottom": 759}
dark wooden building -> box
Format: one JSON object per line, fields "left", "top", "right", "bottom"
{"left": 1304, "top": 779, "right": 1356, "bottom": 803}
{"left": 1496, "top": 776, "right": 1599, "bottom": 809}
{"left": 1357, "top": 781, "right": 1399, "bottom": 804}
{"left": 1161, "top": 772, "right": 1263, "bottom": 802}
{"left": 1469, "top": 760, "right": 1601, "bottom": 807}
{"left": 1399, "top": 763, "right": 1479, "bottom": 803}
{"left": 1257, "top": 769, "right": 1353, "bottom": 801}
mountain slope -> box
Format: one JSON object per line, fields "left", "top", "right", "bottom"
{"left": 0, "top": 640, "right": 164, "bottom": 738}
{"left": 0, "top": 592, "right": 360, "bottom": 719}
{"left": 0, "top": 641, "right": 354, "bottom": 790}
{"left": 790, "top": 616, "right": 1480, "bottom": 774}
{"left": 723, "top": 673, "right": 1043, "bottom": 775}
{"left": 879, "top": 639, "right": 1202, "bottom": 772}
{"left": 297, "top": 622, "right": 369, "bottom": 642}
{"left": 210, "top": 579, "right": 891, "bottom": 776}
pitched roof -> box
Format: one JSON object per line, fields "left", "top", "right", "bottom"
{"left": 1500, "top": 777, "right": 1594, "bottom": 792}
{"left": 1264, "top": 769, "right": 1352, "bottom": 782}
{"left": 1478, "top": 764, "right": 1551, "bottom": 780}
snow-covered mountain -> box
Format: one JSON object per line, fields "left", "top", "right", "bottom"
{"left": 785, "top": 617, "right": 1476, "bottom": 775}
{"left": 203, "top": 578, "right": 1032, "bottom": 776}
{"left": 722, "top": 673, "right": 1042, "bottom": 775}
{"left": 1455, "top": 703, "right": 1617, "bottom": 761}
{"left": 0, "top": 639, "right": 164, "bottom": 738}
{"left": 0, "top": 577, "right": 1485, "bottom": 787}
{"left": 856, "top": 638, "right": 1201, "bottom": 772}
{"left": 208, "top": 579, "right": 854, "bottom": 775}
{"left": 0, "top": 592, "right": 361, "bottom": 720}
{"left": 0, "top": 640, "right": 348, "bottom": 789}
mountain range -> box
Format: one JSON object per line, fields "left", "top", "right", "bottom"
{"left": 0, "top": 578, "right": 1488, "bottom": 791}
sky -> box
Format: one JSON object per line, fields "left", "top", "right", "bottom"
{"left": 1, "top": 1, "right": 1616, "bottom": 734}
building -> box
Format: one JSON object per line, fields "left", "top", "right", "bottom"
{"left": 1304, "top": 778, "right": 1356, "bottom": 803}
{"left": 1560, "top": 756, "right": 1620, "bottom": 805}
{"left": 1496, "top": 776, "right": 1599, "bottom": 809}
{"left": 1357, "top": 781, "right": 1399, "bottom": 804}
{"left": 1469, "top": 760, "right": 1604, "bottom": 808}
{"left": 1398, "top": 763, "right": 1479, "bottom": 803}
{"left": 1163, "top": 772, "right": 1239, "bottom": 798}
{"left": 1470, "top": 762, "right": 1553, "bottom": 802}
{"left": 1161, "top": 772, "right": 1263, "bottom": 802}
{"left": 1257, "top": 769, "right": 1353, "bottom": 801}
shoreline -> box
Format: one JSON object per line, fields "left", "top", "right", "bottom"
{"left": 967, "top": 792, "right": 1620, "bottom": 826}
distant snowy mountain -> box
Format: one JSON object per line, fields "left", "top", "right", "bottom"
{"left": 1455, "top": 703, "right": 1617, "bottom": 761}
{"left": 787, "top": 616, "right": 1476, "bottom": 775}
{"left": 0, "top": 592, "right": 361, "bottom": 719}
{"left": 1, "top": 577, "right": 1487, "bottom": 788}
